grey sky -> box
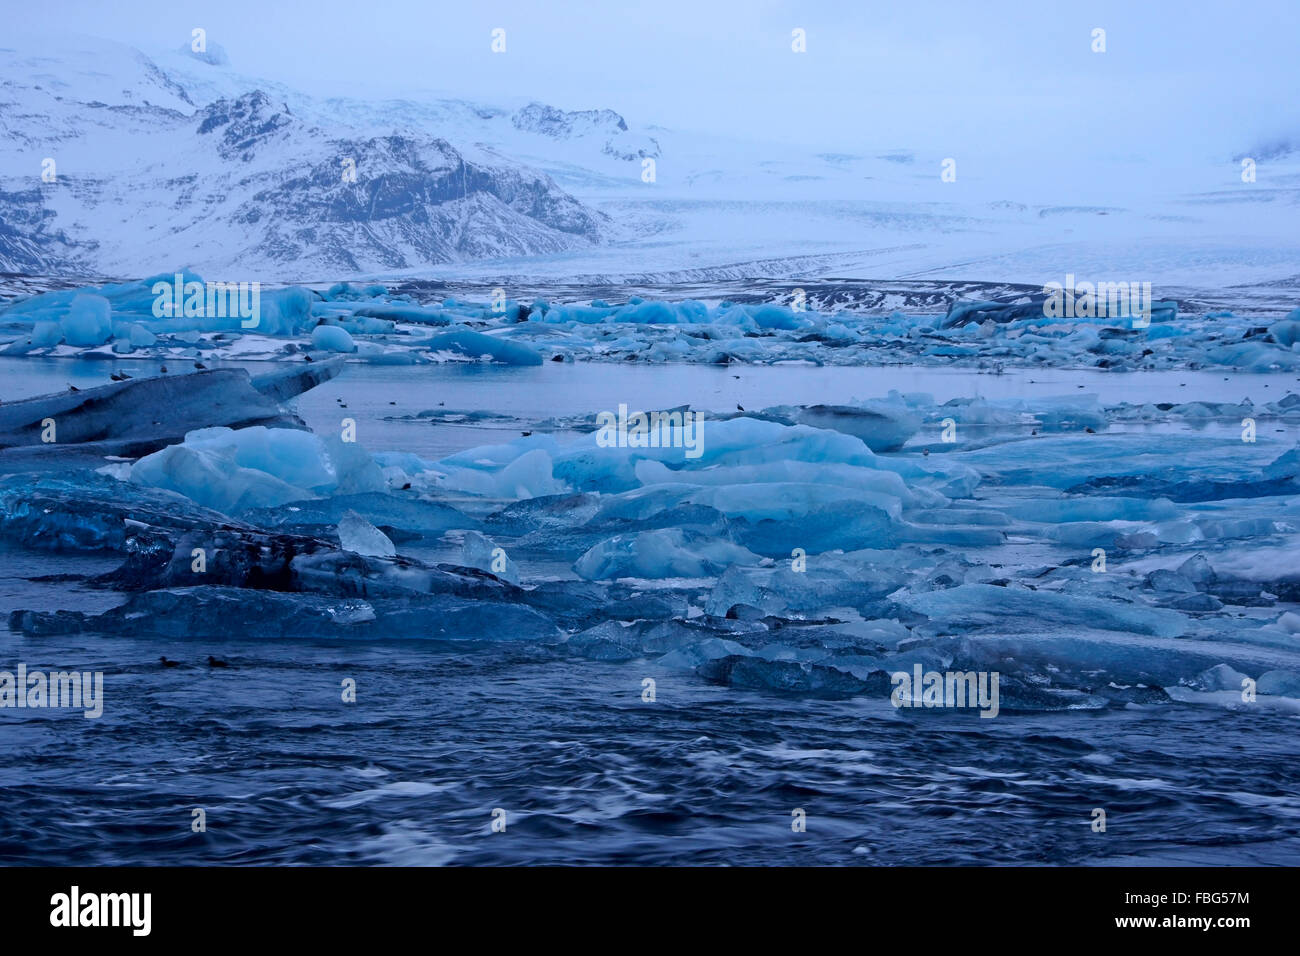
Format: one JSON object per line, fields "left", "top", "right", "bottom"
{"left": 13, "top": 0, "right": 1296, "bottom": 155}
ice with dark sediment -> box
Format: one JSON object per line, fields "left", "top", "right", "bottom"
{"left": 0, "top": 367, "right": 323, "bottom": 471}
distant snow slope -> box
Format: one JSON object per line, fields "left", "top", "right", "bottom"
{"left": 1, "top": 33, "right": 1298, "bottom": 290}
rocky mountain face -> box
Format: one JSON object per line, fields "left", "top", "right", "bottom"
{"left": 0, "top": 40, "right": 611, "bottom": 279}
{"left": 511, "top": 102, "right": 661, "bottom": 162}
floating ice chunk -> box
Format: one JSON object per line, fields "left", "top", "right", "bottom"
{"left": 560, "top": 620, "right": 699, "bottom": 661}
{"left": 1270, "top": 310, "right": 1300, "bottom": 348}
{"left": 1258, "top": 670, "right": 1300, "bottom": 697}
{"left": 966, "top": 433, "right": 1266, "bottom": 491}
{"left": 563, "top": 621, "right": 643, "bottom": 661}
{"left": 8, "top": 586, "right": 562, "bottom": 642}
{"left": 436, "top": 447, "right": 565, "bottom": 499}
{"left": 131, "top": 426, "right": 384, "bottom": 514}
{"left": 0, "top": 369, "right": 302, "bottom": 471}
{"left": 550, "top": 417, "right": 880, "bottom": 494}
{"left": 60, "top": 294, "right": 113, "bottom": 346}
{"left": 193, "top": 427, "right": 339, "bottom": 489}
{"left": 1274, "top": 611, "right": 1300, "bottom": 634}
{"left": 311, "top": 324, "right": 357, "bottom": 353}
{"left": 1006, "top": 496, "right": 1178, "bottom": 523}
{"left": 1146, "top": 569, "right": 1198, "bottom": 593}
{"left": 1047, "top": 521, "right": 1160, "bottom": 549}
{"left": 1178, "top": 553, "right": 1217, "bottom": 587}
{"left": 910, "top": 508, "right": 1009, "bottom": 527}
{"left": 1205, "top": 341, "right": 1300, "bottom": 371}
{"left": 352, "top": 303, "right": 451, "bottom": 325}
{"left": 589, "top": 481, "right": 900, "bottom": 556}
{"left": 634, "top": 458, "right": 917, "bottom": 504}
{"left": 763, "top": 402, "right": 921, "bottom": 452}
{"left": 131, "top": 436, "right": 316, "bottom": 514}
{"left": 127, "top": 323, "right": 158, "bottom": 347}
{"left": 658, "top": 637, "right": 755, "bottom": 671}
{"left": 426, "top": 329, "right": 542, "bottom": 365}
{"left": 698, "top": 655, "right": 882, "bottom": 696}
{"left": 486, "top": 492, "right": 601, "bottom": 536}
{"left": 747, "top": 304, "right": 807, "bottom": 330}
{"left": 255, "top": 287, "right": 315, "bottom": 335}
{"left": 0, "top": 470, "right": 250, "bottom": 552}
{"left": 898, "top": 521, "right": 1004, "bottom": 547}
{"left": 324, "top": 282, "right": 388, "bottom": 301}
{"left": 250, "top": 357, "right": 346, "bottom": 403}
{"left": 1193, "top": 663, "right": 1252, "bottom": 692}
{"left": 1262, "top": 443, "right": 1300, "bottom": 480}
{"left": 337, "top": 509, "right": 396, "bottom": 557}
{"left": 574, "top": 528, "right": 758, "bottom": 580}
{"left": 461, "top": 530, "right": 519, "bottom": 584}
{"left": 706, "top": 560, "right": 905, "bottom": 616}
{"left": 30, "top": 321, "right": 63, "bottom": 347}
{"left": 902, "top": 584, "right": 1187, "bottom": 637}
{"left": 244, "top": 492, "right": 475, "bottom": 537}
{"left": 1197, "top": 545, "right": 1300, "bottom": 600}
{"left": 686, "top": 482, "right": 901, "bottom": 523}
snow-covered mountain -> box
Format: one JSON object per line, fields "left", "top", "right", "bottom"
{"left": 2, "top": 33, "right": 1298, "bottom": 290}
{"left": 0, "top": 37, "right": 613, "bottom": 279}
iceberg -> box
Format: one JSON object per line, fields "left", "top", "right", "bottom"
{"left": 0, "top": 369, "right": 311, "bottom": 472}
{"left": 60, "top": 294, "right": 114, "bottom": 346}
{"left": 311, "top": 323, "right": 357, "bottom": 353}
{"left": 243, "top": 492, "right": 476, "bottom": 537}
{"left": 10, "top": 587, "right": 561, "bottom": 642}
{"left": 573, "top": 528, "right": 759, "bottom": 580}
{"left": 461, "top": 530, "right": 520, "bottom": 585}
{"left": 131, "top": 426, "right": 385, "bottom": 514}
{"left": 425, "top": 329, "right": 543, "bottom": 366}
{"left": 902, "top": 584, "right": 1188, "bottom": 637}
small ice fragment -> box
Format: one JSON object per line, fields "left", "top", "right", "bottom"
{"left": 311, "top": 324, "right": 357, "bottom": 353}
{"left": 337, "top": 509, "right": 396, "bottom": 557}
{"left": 461, "top": 530, "right": 519, "bottom": 584}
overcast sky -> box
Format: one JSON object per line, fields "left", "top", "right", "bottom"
{"left": 12, "top": 0, "right": 1296, "bottom": 155}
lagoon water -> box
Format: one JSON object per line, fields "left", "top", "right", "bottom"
{"left": 1, "top": 358, "right": 1298, "bottom": 865}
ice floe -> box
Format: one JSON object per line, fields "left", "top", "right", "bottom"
{"left": 3, "top": 271, "right": 1297, "bottom": 372}
{"left": 4, "top": 364, "right": 1300, "bottom": 713}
